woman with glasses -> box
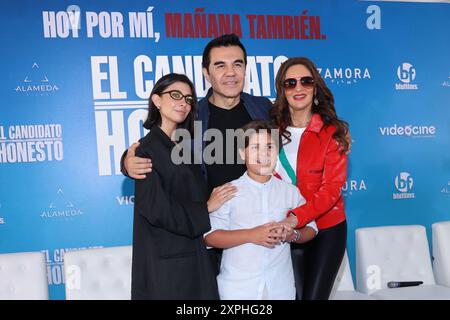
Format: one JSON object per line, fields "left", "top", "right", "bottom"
{"left": 270, "top": 57, "right": 350, "bottom": 300}
{"left": 131, "top": 73, "right": 235, "bottom": 299}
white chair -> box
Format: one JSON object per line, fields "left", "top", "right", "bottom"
{"left": 432, "top": 221, "right": 450, "bottom": 287}
{"left": 64, "top": 246, "right": 132, "bottom": 300}
{"left": 330, "top": 250, "right": 375, "bottom": 300}
{"left": 0, "top": 251, "right": 49, "bottom": 300}
{"left": 356, "top": 225, "right": 450, "bottom": 300}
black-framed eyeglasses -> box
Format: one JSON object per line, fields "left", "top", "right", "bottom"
{"left": 282, "top": 76, "right": 315, "bottom": 90}
{"left": 160, "top": 90, "right": 195, "bottom": 105}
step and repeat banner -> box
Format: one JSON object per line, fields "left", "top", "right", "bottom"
{"left": 1, "top": 0, "right": 449, "bottom": 299}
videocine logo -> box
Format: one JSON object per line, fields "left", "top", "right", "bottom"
{"left": 393, "top": 172, "right": 415, "bottom": 200}
{"left": 395, "top": 63, "right": 418, "bottom": 90}
{"left": 379, "top": 124, "right": 436, "bottom": 138}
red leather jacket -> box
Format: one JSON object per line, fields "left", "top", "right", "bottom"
{"left": 280, "top": 114, "right": 347, "bottom": 230}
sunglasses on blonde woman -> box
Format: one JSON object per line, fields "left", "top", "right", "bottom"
{"left": 160, "top": 90, "right": 195, "bottom": 105}
{"left": 282, "top": 76, "right": 315, "bottom": 90}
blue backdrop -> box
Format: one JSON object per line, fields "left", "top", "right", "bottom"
{"left": 1, "top": 0, "right": 449, "bottom": 299}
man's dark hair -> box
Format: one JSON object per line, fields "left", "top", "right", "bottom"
{"left": 202, "top": 33, "right": 247, "bottom": 71}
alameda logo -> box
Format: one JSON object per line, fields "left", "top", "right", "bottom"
{"left": 14, "top": 63, "right": 60, "bottom": 96}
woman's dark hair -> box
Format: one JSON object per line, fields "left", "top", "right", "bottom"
{"left": 202, "top": 33, "right": 247, "bottom": 71}
{"left": 270, "top": 57, "right": 349, "bottom": 153}
{"left": 143, "top": 73, "right": 197, "bottom": 135}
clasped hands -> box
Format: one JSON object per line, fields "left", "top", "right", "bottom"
{"left": 250, "top": 216, "right": 299, "bottom": 249}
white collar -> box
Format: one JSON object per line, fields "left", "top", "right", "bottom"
{"left": 243, "top": 171, "right": 273, "bottom": 189}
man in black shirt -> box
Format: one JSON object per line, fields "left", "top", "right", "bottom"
{"left": 122, "top": 34, "right": 272, "bottom": 193}
{"left": 204, "top": 100, "right": 252, "bottom": 192}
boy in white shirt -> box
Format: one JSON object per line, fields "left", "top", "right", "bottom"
{"left": 205, "top": 120, "right": 317, "bottom": 300}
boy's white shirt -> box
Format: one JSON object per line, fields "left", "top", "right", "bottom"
{"left": 205, "top": 171, "right": 317, "bottom": 300}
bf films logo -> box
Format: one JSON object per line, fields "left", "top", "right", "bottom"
{"left": 395, "top": 63, "right": 418, "bottom": 90}
{"left": 393, "top": 172, "right": 415, "bottom": 200}
{"left": 395, "top": 172, "right": 413, "bottom": 193}
{"left": 397, "top": 63, "right": 416, "bottom": 83}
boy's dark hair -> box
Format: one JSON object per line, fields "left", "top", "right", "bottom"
{"left": 202, "top": 33, "right": 247, "bottom": 71}
{"left": 239, "top": 120, "right": 281, "bottom": 150}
